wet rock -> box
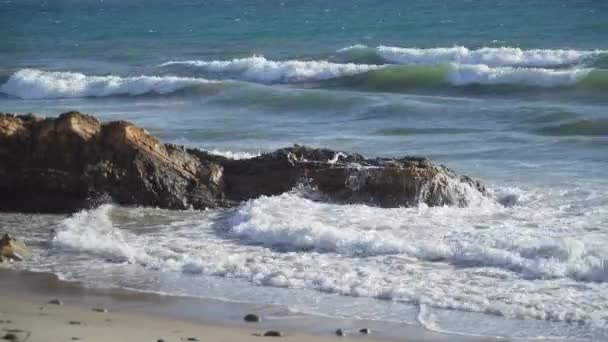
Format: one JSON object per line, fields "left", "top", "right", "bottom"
{"left": 0, "top": 234, "right": 30, "bottom": 261}
{"left": 185, "top": 338, "right": 199, "bottom": 341}
{"left": 0, "top": 112, "right": 490, "bottom": 213}
{"left": 263, "top": 331, "right": 283, "bottom": 337}
{"left": 244, "top": 313, "right": 261, "bottom": 322}
{"left": 335, "top": 328, "right": 346, "bottom": 336}
{"left": 91, "top": 308, "right": 108, "bottom": 313}
{"left": 1, "top": 330, "right": 27, "bottom": 342}
{"left": 359, "top": 328, "right": 371, "bottom": 334}
{"left": 68, "top": 320, "right": 82, "bottom": 325}
{"left": 222, "top": 145, "right": 490, "bottom": 207}
{"left": 47, "top": 299, "right": 63, "bottom": 305}
{"left": 0, "top": 112, "right": 224, "bottom": 212}
{"left": 2, "top": 333, "right": 18, "bottom": 341}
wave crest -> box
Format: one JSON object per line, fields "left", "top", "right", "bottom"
{"left": 339, "top": 45, "right": 604, "bottom": 67}
{"left": 0, "top": 68, "right": 219, "bottom": 99}
{"left": 160, "top": 56, "right": 381, "bottom": 83}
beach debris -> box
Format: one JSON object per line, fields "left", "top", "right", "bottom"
{"left": 0, "top": 234, "right": 31, "bottom": 262}
{"left": 359, "top": 328, "right": 371, "bottom": 334}
{"left": 92, "top": 308, "right": 108, "bottom": 313}
{"left": 47, "top": 299, "right": 63, "bottom": 305}
{"left": 263, "top": 331, "right": 283, "bottom": 337}
{"left": 244, "top": 313, "right": 261, "bottom": 322}
{"left": 335, "top": 328, "right": 346, "bottom": 336}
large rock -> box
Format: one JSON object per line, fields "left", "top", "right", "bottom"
{"left": 221, "top": 145, "right": 489, "bottom": 207}
{"left": 0, "top": 234, "right": 31, "bottom": 261}
{"left": 0, "top": 111, "right": 490, "bottom": 213}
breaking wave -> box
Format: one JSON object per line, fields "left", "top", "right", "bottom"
{"left": 160, "top": 56, "right": 381, "bottom": 83}
{"left": 338, "top": 45, "right": 605, "bottom": 68}
{"left": 48, "top": 183, "right": 608, "bottom": 332}
{"left": 0, "top": 68, "right": 222, "bottom": 99}
{"left": 2, "top": 64, "right": 606, "bottom": 100}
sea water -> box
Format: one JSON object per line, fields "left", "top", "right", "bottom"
{"left": 1, "top": 0, "right": 607, "bottom": 340}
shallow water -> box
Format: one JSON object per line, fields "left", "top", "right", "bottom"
{"left": 1, "top": 0, "right": 607, "bottom": 340}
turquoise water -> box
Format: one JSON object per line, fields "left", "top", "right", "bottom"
{"left": 1, "top": 0, "right": 608, "bottom": 340}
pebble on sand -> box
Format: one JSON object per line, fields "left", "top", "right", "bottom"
{"left": 92, "top": 308, "right": 108, "bottom": 313}
{"left": 68, "top": 321, "right": 82, "bottom": 325}
{"left": 244, "top": 313, "right": 261, "bottom": 322}
{"left": 335, "top": 328, "right": 346, "bottom": 336}
{"left": 359, "top": 328, "right": 371, "bottom": 334}
{"left": 48, "top": 299, "right": 63, "bottom": 305}
{"left": 263, "top": 331, "right": 283, "bottom": 337}
{"left": 2, "top": 333, "right": 17, "bottom": 341}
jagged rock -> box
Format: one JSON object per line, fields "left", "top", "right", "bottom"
{"left": 222, "top": 145, "right": 489, "bottom": 207}
{"left": 0, "top": 234, "right": 30, "bottom": 261}
{"left": 0, "top": 112, "right": 224, "bottom": 212}
{"left": 0, "top": 111, "right": 490, "bottom": 213}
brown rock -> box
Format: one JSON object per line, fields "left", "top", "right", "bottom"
{"left": 0, "top": 234, "right": 30, "bottom": 261}
{"left": 0, "top": 112, "right": 491, "bottom": 213}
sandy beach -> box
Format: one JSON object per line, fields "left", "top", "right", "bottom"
{"left": 0, "top": 269, "right": 499, "bottom": 342}
{"left": 0, "top": 270, "right": 377, "bottom": 342}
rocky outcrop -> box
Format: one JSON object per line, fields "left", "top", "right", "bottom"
{"left": 0, "top": 111, "right": 490, "bottom": 213}
{"left": 0, "top": 234, "right": 31, "bottom": 262}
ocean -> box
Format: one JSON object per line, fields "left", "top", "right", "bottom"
{"left": 1, "top": 0, "right": 607, "bottom": 340}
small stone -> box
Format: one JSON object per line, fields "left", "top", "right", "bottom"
{"left": 157, "top": 339, "right": 165, "bottom": 342}
{"left": 335, "top": 328, "right": 346, "bottom": 337}
{"left": 2, "top": 333, "right": 18, "bottom": 341}
{"left": 185, "top": 338, "right": 199, "bottom": 341}
{"left": 0, "top": 319, "right": 12, "bottom": 324}
{"left": 69, "top": 321, "right": 82, "bottom": 325}
{"left": 71, "top": 338, "right": 80, "bottom": 341}
{"left": 92, "top": 308, "right": 108, "bottom": 313}
{"left": 359, "top": 328, "right": 371, "bottom": 334}
{"left": 263, "top": 331, "right": 283, "bottom": 337}
{"left": 244, "top": 313, "right": 261, "bottom": 322}
{"left": 48, "top": 299, "right": 63, "bottom": 305}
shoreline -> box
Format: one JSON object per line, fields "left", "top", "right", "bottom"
{"left": 0, "top": 268, "right": 496, "bottom": 342}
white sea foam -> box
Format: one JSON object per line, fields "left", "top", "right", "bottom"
{"left": 446, "top": 64, "right": 591, "bottom": 87}
{"left": 160, "top": 56, "right": 381, "bottom": 83}
{"left": 51, "top": 204, "right": 139, "bottom": 262}
{"left": 341, "top": 45, "right": 602, "bottom": 67}
{"left": 45, "top": 183, "right": 608, "bottom": 333}
{"left": 205, "top": 149, "right": 260, "bottom": 160}
{"left": 0, "top": 68, "right": 218, "bottom": 99}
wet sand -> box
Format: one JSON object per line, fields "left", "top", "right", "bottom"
{"left": 0, "top": 269, "right": 499, "bottom": 342}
